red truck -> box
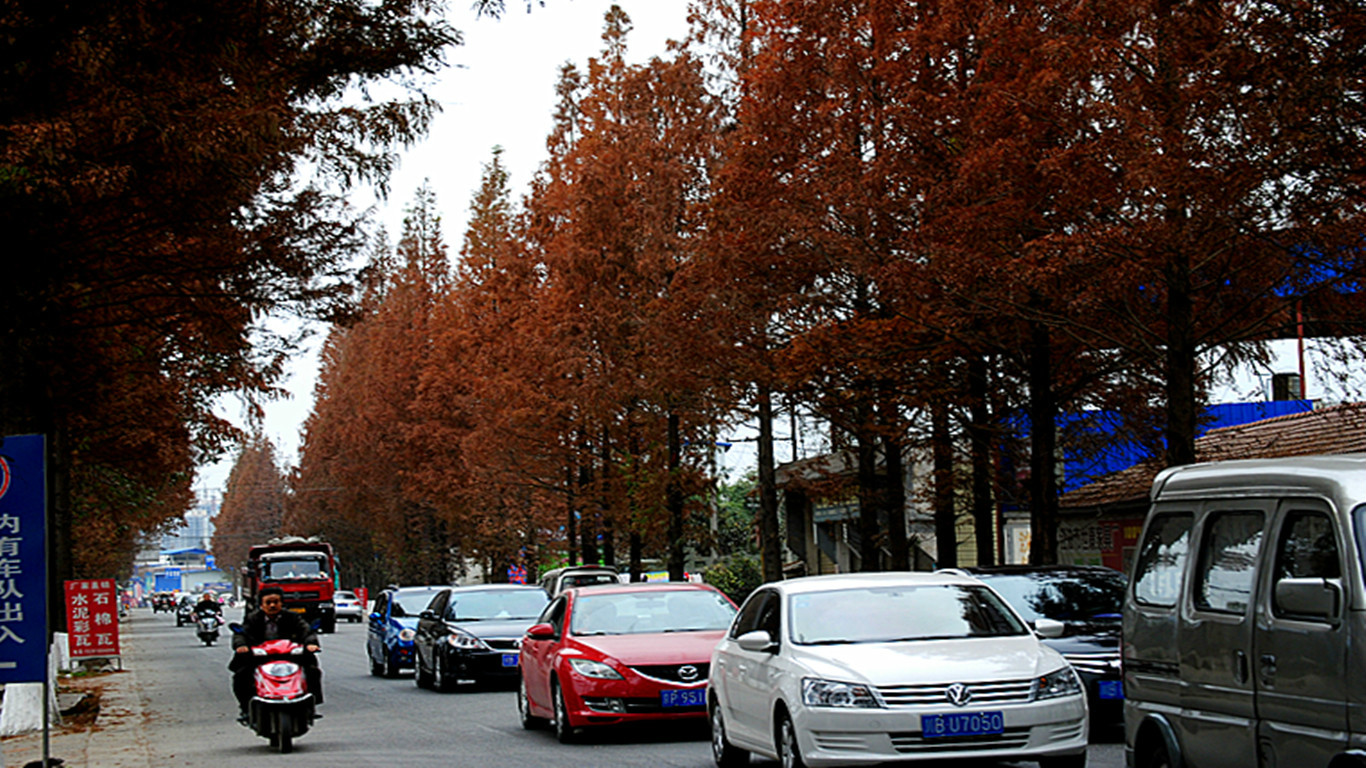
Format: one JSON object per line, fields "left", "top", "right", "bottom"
{"left": 243, "top": 537, "right": 339, "bottom": 633}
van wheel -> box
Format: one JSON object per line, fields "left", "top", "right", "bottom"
{"left": 1138, "top": 738, "right": 1174, "bottom": 768}
{"left": 1039, "top": 753, "right": 1087, "bottom": 768}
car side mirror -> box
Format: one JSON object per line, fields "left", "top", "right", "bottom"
{"left": 369, "top": 612, "right": 382, "bottom": 622}
{"left": 1275, "top": 577, "right": 1341, "bottom": 619}
{"left": 1034, "top": 618, "right": 1066, "bottom": 639}
{"left": 525, "top": 622, "right": 556, "bottom": 640}
{"left": 737, "top": 630, "right": 776, "bottom": 652}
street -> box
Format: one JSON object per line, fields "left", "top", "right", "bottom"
{"left": 106, "top": 609, "right": 1125, "bottom": 767}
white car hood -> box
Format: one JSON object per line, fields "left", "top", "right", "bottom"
{"left": 788, "top": 635, "right": 1066, "bottom": 686}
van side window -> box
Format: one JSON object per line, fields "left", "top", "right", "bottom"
{"left": 1274, "top": 511, "right": 1340, "bottom": 584}
{"left": 1194, "top": 511, "right": 1264, "bottom": 614}
{"left": 1133, "top": 513, "right": 1193, "bottom": 607}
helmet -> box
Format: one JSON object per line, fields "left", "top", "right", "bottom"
{"left": 200, "top": 591, "right": 215, "bottom": 600}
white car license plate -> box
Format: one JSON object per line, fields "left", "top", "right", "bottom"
{"left": 921, "top": 711, "right": 1005, "bottom": 738}
{"left": 501, "top": 653, "right": 518, "bottom": 667}
{"left": 660, "top": 688, "right": 706, "bottom": 707}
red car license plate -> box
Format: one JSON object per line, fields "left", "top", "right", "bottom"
{"left": 660, "top": 688, "right": 706, "bottom": 707}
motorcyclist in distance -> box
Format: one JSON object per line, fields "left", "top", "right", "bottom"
{"left": 195, "top": 591, "right": 222, "bottom": 619}
{"left": 230, "top": 586, "right": 322, "bottom": 724}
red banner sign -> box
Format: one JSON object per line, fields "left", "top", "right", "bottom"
{"left": 65, "top": 579, "right": 120, "bottom": 658}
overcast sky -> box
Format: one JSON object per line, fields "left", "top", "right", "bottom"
{"left": 197, "top": 0, "right": 694, "bottom": 494}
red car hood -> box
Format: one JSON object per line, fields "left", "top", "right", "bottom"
{"left": 573, "top": 630, "right": 726, "bottom": 665}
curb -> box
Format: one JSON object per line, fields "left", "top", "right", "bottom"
{"left": 1, "top": 646, "right": 151, "bottom": 768}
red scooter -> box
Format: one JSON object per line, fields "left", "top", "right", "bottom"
{"left": 230, "top": 625, "right": 319, "bottom": 753}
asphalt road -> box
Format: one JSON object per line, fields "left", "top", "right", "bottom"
{"left": 128, "top": 609, "right": 1125, "bottom": 767}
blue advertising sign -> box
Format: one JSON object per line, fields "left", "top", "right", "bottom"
{"left": 0, "top": 434, "right": 47, "bottom": 683}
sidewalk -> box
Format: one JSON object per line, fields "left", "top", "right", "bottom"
{"left": 0, "top": 624, "right": 153, "bottom": 768}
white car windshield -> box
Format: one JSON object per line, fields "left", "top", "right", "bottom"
{"left": 789, "top": 584, "right": 1027, "bottom": 645}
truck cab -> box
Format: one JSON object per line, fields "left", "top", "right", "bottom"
{"left": 245, "top": 538, "right": 338, "bottom": 633}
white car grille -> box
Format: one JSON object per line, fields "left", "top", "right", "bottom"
{"left": 875, "top": 679, "right": 1035, "bottom": 707}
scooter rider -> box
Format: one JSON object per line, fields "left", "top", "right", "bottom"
{"left": 195, "top": 591, "right": 223, "bottom": 620}
{"left": 230, "top": 586, "right": 322, "bottom": 724}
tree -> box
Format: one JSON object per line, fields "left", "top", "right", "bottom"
{"left": 290, "top": 187, "right": 454, "bottom": 586}
{"left": 0, "top": 0, "right": 456, "bottom": 623}
{"left": 212, "top": 435, "right": 288, "bottom": 573}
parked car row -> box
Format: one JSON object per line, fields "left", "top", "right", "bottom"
{"left": 352, "top": 455, "right": 1366, "bottom": 768}
{"left": 365, "top": 567, "right": 1110, "bottom": 768}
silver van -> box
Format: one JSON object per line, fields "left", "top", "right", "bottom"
{"left": 1123, "top": 454, "right": 1366, "bottom": 768}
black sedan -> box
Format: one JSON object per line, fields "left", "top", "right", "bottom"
{"left": 961, "top": 564, "right": 1127, "bottom": 730}
{"left": 413, "top": 584, "right": 549, "bottom": 692}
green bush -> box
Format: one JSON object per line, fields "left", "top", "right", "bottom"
{"left": 704, "top": 553, "right": 764, "bottom": 606}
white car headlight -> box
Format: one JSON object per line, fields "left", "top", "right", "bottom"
{"left": 397, "top": 628, "right": 416, "bottom": 642}
{"left": 446, "top": 629, "right": 489, "bottom": 650}
{"left": 802, "top": 678, "right": 881, "bottom": 708}
{"left": 568, "top": 657, "right": 623, "bottom": 680}
{"left": 1034, "top": 667, "right": 1083, "bottom": 700}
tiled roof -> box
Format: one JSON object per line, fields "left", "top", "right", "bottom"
{"left": 1060, "top": 402, "right": 1366, "bottom": 510}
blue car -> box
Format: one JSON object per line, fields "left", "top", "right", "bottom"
{"left": 367, "top": 585, "right": 445, "bottom": 678}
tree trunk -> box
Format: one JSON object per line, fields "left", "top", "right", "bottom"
{"left": 1028, "top": 321, "right": 1060, "bottom": 565}
{"left": 565, "top": 463, "right": 578, "bottom": 567}
{"left": 629, "top": 532, "right": 643, "bottom": 582}
{"left": 598, "top": 430, "right": 614, "bottom": 567}
{"left": 883, "top": 432, "right": 909, "bottom": 570}
{"left": 666, "top": 412, "right": 686, "bottom": 581}
{"left": 1165, "top": 252, "right": 1197, "bottom": 467}
{"left": 756, "top": 383, "right": 782, "bottom": 583}
{"left": 856, "top": 415, "right": 881, "bottom": 572}
{"left": 968, "top": 356, "right": 995, "bottom": 567}
{"left": 932, "top": 397, "right": 957, "bottom": 568}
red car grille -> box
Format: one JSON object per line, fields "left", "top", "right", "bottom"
{"left": 629, "top": 663, "right": 710, "bottom": 684}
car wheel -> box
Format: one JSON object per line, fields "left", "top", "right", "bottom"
{"left": 710, "top": 700, "right": 749, "bottom": 767}
{"left": 1039, "top": 753, "right": 1087, "bottom": 768}
{"left": 415, "top": 650, "right": 433, "bottom": 689}
{"left": 433, "top": 652, "right": 450, "bottom": 692}
{"left": 776, "top": 711, "right": 807, "bottom": 768}
{"left": 552, "top": 678, "right": 576, "bottom": 744}
{"left": 518, "top": 676, "right": 545, "bottom": 730}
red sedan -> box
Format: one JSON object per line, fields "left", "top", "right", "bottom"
{"left": 517, "top": 582, "right": 738, "bottom": 743}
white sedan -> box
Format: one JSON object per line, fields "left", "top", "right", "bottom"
{"left": 708, "top": 571, "right": 1088, "bottom": 768}
{"left": 334, "top": 590, "right": 364, "bottom": 623}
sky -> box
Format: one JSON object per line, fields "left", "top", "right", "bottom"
{"left": 196, "top": 0, "right": 696, "bottom": 496}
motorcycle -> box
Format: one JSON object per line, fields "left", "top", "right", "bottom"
{"left": 229, "top": 624, "right": 319, "bottom": 753}
{"left": 175, "top": 600, "right": 195, "bottom": 627}
{"left": 196, "top": 611, "right": 223, "bottom": 646}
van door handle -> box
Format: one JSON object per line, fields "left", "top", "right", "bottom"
{"left": 1259, "top": 654, "right": 1277, "bottom": 684}
{"left": 1233, "top": 650, "right": 1248, "bottom": 684}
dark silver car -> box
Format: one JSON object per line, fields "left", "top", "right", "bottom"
{"left": 962, "top": 565, "right": 1126, "bottom": 730}
{"left": 413, "top": 584, "right": 549, "bottom": 691}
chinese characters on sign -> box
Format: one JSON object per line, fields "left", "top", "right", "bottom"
{"left": 64, "top": 580, "right": 119, "bottom": 659}
{"left": 0, "top": 434, "right": 47, "bottom": 684}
